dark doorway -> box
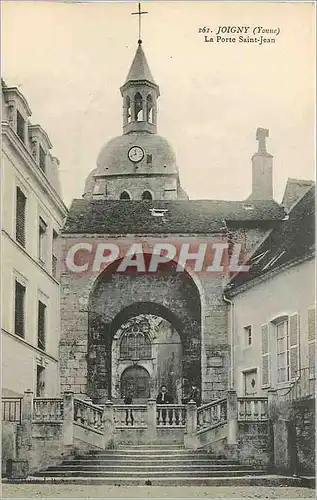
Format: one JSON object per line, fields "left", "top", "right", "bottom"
{"left": 120, "top": 365, "right": 150, "bottom": 399}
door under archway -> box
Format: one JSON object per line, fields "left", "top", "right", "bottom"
{"left": 120, "top": 365, "right": 150, "bottom": 399}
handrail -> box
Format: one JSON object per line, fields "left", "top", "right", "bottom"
{"left": 2, "top": 397, "right": 22, "bottom": 423}
{"left": 198, "top": 398, "right": 227, "bottom": 412}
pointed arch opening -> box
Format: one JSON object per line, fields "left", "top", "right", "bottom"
{"left": 126, "top": 96, "right": 131, "bottom": 124}
{"left": 134, "top": 92, "right": 143, "bottom": 121}
{"left": 141, "top": 190, "right": 153, "bottom": 201}
{"left": 120, "top": 191, "right": 131, "bottom": 200}
{"left": 146, "top": 94, "right": 154, "bottom": 124}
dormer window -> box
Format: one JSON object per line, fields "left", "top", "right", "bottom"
{"left": 16, "top": 110, "right": 25, "bottom": 143}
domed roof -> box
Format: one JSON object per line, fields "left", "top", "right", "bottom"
{"left": 96, "top": 132, "right": 178, "bottom": 176}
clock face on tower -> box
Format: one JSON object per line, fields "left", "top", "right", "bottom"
{"left": 128, "top": 146, "right": 144, "bottom": 163}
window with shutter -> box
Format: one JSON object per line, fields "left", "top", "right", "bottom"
{"left": 39, "top": 145, "right": 46, "bottom": 172}
{"left": 37, "top": 301, "right": 46, "bottom": 350}
{"left": 308, "top": 306, "right": 316, "bottom": 376}
{"left": 38, "top": 217, "right": 47, "bottom": 263}
{"left": 52, "top": 230, "right": 58, "bottom": 278}
{"left": 289, "top": 313, "right": 300, "bottom": 380}
{"left": 16, "top": 187, "right": 26, "bottom": 247}
{"left": 261, "top": 324, "right": 270, "bottom": 386}
{"left": 16, "top": 110, "right": 25, "bottom": 143}
{"left": 14, "top": 280, "right": 25, "bottom": 338}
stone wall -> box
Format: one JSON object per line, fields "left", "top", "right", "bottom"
{"left": 237, "top": 422, "right": 270, "bottom": 466}
{"left": 293, "top": 399, "right": 315, "bottom": 475}
{"left": 1, "top": 422, "right": 18, "bottom": 476}
{"left": 60, "top": 225, "right": 266, "bottom": 403}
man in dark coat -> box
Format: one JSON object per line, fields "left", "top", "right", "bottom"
{"left": 156, "top": 385, "right": 173, "bottom": 424}
{"left": 184, "top": 384, "right": 201, "bottom": 406}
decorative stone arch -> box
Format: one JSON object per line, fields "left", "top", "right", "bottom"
{"left": 87, "top": 255, "right": 203, "bottom": 403}
{"left": 111, "top": 304, "right": 183, "bottom": 401}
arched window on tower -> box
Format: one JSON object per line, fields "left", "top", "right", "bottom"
{"left": 134, "top": 92, "right": 143, "bottom": 121}
{"left": 120, "top": 321, "right": 152, "bottom": 360}
{"left": 142, "top": 190, "right": 153, "bottom": 201}
{"left": 120, "top": 191, "right": 131, "bottom": 200}
{"left": 126, "top": 96, "right": 131, "bottom": 124}
{"left": 146, "top": 94, "right": 153, "bottom": 124}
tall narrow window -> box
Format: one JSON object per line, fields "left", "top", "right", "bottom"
{"left": 16, "top": 187, "right": 26, "bottom": 247}
{"left": 37, "top": 301, "right": 46, "bottom": 351}
{"left": 38, "top": 217, "right": 47, "bottom": 263}
{"left": 15, "top": 280, "right": 26, "bottom": 338}
{"left": 16, "top": 110, "right": 25, "bottom": 143}
{"left": 142, "top": 190, "right": 153, "bottom": 200}
{"left": 52, "top": 230, "right": 58, "bottom": 278}
{"left": 39, "top": 145, "right": 46, "bottom": 172}
{"left": 276, "top": 319, "right": 289, "bottom": 383}
{"left": 36, "top": 365, "right": 45, "bottom": 397}
{"left": 244, "top": 325, "right": 252, "bottom": 346}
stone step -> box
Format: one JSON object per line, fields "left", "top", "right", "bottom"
{"left": 63, "top": 458, "right": 239, "bottom": 465}
{"left": 18, "top": 476, "right": 305, "bottom": 487}
{"left": 118, "top": 444, "right": 185, "bottom": 448}
{"left": 33, "top": 469, "right": 268, "bottom": 478}
{"left": 87, "top": 449, "right": 219, "bottom": 456}
{"left": 45, "top": 464, "right": 261, "bottom": 473}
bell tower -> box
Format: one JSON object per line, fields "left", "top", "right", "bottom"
{"left": 120, "top": 40, "right": 160, "bottom": 135}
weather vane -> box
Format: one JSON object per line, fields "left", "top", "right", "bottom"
{"left": 131, "top": 2, "right": 148, "bottom": 44}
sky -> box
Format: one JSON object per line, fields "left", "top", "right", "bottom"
{"left": 2, "top": 1, "right": 315, "bottom": 207}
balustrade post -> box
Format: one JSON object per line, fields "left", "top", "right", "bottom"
{"left": 184, "top": 401, "right": 198, "bottom": 449}
{"left": 63, "top": 391, "right": 74, "bottom": 447}
{"left": 19, "top": 389, "right": 34, "bottom": 454}
{"left": 102, "top": 400, "right": 115, "bottom": 449}
{"left": 147, "top": 399, "right": 157, "bottom": 442}
{"left": 227, "top": 389, "right": 238, "bottom": 446}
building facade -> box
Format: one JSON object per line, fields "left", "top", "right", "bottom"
{"left": 1, "top": 81, "right": 68, "bottom": 397}
{"left": 226, "top": 184, "right": 315, "bottom": 398}
{"left": 59, "top": 41, "right": 288, "bottom": 405}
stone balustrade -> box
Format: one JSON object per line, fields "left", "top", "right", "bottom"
{"left": 113, "top": 404, "right": 147, "bottom": 428}
{"left": 197, "top": 398, "right": 227, "bottom": 431}
{"left": 237, "top": 397, "right": 268, "bottom": 421}
{"left": 156, "top": 404, "right": 186, "bottom": 427}
{"left": 73, "top": 398, "right": 103, "bottom": 433}
{"left": 33, "top": 398, "right": 64, "bottom": 422}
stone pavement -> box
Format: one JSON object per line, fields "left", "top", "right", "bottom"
{"left": 1, "top": 485, "right": 315, "bottom": 499}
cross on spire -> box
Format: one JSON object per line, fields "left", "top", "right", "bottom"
{"left": 131, "top": 2, "right": 148, "bottom": 44}
{"left": 256, "top": 127, "right": 269, "bottom": 153}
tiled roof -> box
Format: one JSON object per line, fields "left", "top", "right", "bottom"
{"left": 62, "top": 199, "right": 285, "bottom": 235}
{"left": 124, "top": 43, "right": 156, "bottom": 85}
{"left": 226, "top": 185, "right": 315, "bottom": 293}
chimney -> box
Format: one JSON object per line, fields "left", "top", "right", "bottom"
{"left": 249, "top": 128, "right": 273, "bottom": 200}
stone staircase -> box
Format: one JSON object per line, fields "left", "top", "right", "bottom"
{"left": 30, "top": 444, "right": 277, "bottom": 485}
